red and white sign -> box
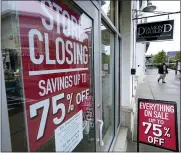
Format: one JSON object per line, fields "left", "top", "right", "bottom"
{"left": 138, "top": 99, "right": 179, "bottom": 151}
{"left": 18, "top": 1, "right": 91, "bottom": 151}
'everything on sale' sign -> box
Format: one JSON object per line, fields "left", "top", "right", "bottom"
{"left": 137, "top": 98, "right": 179, "bottom": 151}
{"left": 18, "top": 0, "right": 92, "bottom": 151}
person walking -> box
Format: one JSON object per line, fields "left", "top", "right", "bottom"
{"left": 158, "top": 62, "right": 168, "bottom": 83}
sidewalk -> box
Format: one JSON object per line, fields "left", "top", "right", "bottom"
{"left": 127, "top": 68, "right": 180, "bottom": 152}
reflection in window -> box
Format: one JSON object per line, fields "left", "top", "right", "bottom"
{"left": 101, "top": 0, "right": 115, "bottom": 24}
{"left": 1, "top": 1, "right": 27, "bottom": 151}
{"left": 101, "top": 22, "right": 114, "bottom": 139}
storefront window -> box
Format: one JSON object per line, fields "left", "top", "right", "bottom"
{"left": 1, "top": 0, "right": 95, "bottom": 152}
{"left": 101, "top": 21, "right": 115, "bottom": 143}
{"left": 101, "top": 0, "right": 115, "bottom": 24}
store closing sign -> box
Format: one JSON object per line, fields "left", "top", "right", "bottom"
{"left": 18, "top": 0, "right": 91, "bottom": 151}
{"left": 137, "top": 99, "right": 179, "bottom": 152}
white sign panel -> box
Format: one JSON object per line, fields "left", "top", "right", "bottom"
{"left": 55, "top": 110, "right": 83, "bottom": 152}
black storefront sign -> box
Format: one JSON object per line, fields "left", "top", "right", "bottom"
{"left": 136, "top": 20, "right": 174, "bottom": 42}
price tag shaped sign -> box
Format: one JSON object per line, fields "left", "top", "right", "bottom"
{"left": 137, "top": 98, "right": 179, "bottom": 152}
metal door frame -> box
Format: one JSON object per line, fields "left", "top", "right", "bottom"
{"left": 75, "top": 1, "right": 102, "bottom": 151}
{"left": 76, "top": 0, "right": 122, "bottom": 151}
{"left": 1, "top": 36, "right": 12, "bottom": 152}
{"left": 96, "top": 0, "right": 122, "bottom": 151}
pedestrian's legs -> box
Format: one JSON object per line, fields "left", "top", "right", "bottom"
{"left": 158, "top": 74, "right": 163, "bottom": 82}
{"left": 162, "top": 73, "right": 166, "bottom": 82}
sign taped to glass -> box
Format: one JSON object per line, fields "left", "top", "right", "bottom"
{"left": 18, "top": 0, "right": 92, "bottom": 151}
{"left": 136, "top": 20, "right": 174, "bottom": 42}
{"left": 137, "top": 98, "right": 179, "bottom": 152}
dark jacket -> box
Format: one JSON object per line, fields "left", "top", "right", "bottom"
{"left": 158, "top": 64, "right": 168, "bottom": 74}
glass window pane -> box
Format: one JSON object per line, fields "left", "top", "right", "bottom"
{"left": 101, "top": 0, "right": 115, "bottom": 24}
{"left": 2, "top": 1, "right": 28, "bottom": 151}
{"left": 2, "top": 0, "right": 95, "bottom": 152}
{"left": 101, "top": 21, "right": 115, "bottom": 140}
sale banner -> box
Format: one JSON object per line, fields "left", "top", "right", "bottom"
{"left": 17, "top": 0, "right": 92, "bottom": 151}
{"left": 137, "top": 98, "right": 179, "bottom": 152}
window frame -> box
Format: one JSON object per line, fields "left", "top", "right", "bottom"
{"left": 98, "top": 0, "right": 122, "bottom": 151}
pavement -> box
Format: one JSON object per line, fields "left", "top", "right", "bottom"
{"left": 127, "top": 68, "right": 180, "bottom": 152}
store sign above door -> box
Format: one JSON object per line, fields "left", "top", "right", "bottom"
{"left": 136, "top": 20, "right": 174, "bottom": 42}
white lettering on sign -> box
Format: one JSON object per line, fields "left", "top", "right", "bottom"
{"left": 29, "top": 29, "right": 44, "bottom": 64}
{"left": 138, "top": 24, "right": 173, "bottom": 36}
{"left": 153, "top": 111, "right": 169, "bottom": 120}
{"left": 52, "top": 2, "right": 62, "bottom": 34}
{"left": 163, "top": 24, "right": 172, "bottom": 32}
{"left": 28, "top": 32, "right": 88, "bottom": 66}
{"left": 40, "top": 0, "right": 81, "bottom": 41}
{"left": 140, "top": 102, "right": 174, "bottom": 113}
{"left": 41, "top": 1, "right": 54, "bottom": 31}
{"left": 54, "top": 110, "right": 83, "bottom": 152}
{"left": 38, "top": 75, "right": 73, "bottom": 96}
{"left": 30, "top": 93, "right": 66, "bottom": 140}
{"left": 28, "top": 0, "right": 89, "bottom": 76}
{"left": 62, "top": 10, "right": 71, "bottom": 37}
{"left": 148, "top": 136, "right": 165, "bottom": 146}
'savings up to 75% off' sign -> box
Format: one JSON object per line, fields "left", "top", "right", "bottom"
{"left": 138, "top": 99, "right": 179, "bottom": 152}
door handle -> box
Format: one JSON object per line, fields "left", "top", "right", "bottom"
{"left": 98, "top": 120, "right": 104, "bottom": 146}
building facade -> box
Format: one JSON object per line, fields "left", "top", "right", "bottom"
{"left": 1, "top": 0, "right": 147, "bottom": 152}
